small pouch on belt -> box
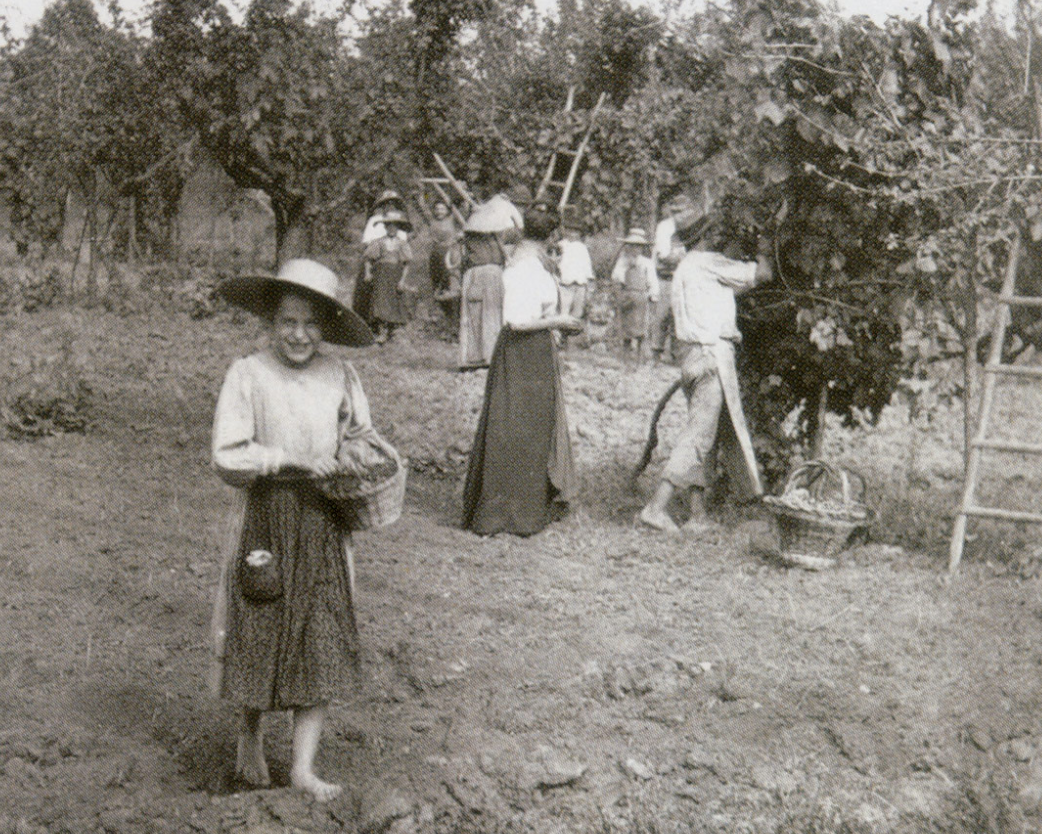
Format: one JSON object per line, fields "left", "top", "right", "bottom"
{"left": 238, "top": 548, "right": 282, "bottom": 603}
{"left": 236, "top": 484, "right": 283, "bottom": 604}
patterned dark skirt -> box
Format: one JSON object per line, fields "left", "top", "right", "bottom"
{"left": 371, "top": 261, "right": 408, "bottom": 325}
{"left": 221, "top": 477, "right": 359, "bottom": 711}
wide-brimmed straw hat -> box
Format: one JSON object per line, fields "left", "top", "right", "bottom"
{"left": 380, "top": 209, "right": 412, "bottom": 231}
{"left": 464, "top": 199, "right": 518, "bottom": 233}
{"left": 374, "top": 189, "right": 403, "bottom": 208}
{"left": 218, "top": 259, "right": 374, "bottom": 347}
{"left": 618, "top": 227, "right": 651, "bottom": 246}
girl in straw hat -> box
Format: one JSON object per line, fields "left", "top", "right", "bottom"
{"left": 211, "top": 259, "right": 379, "bottom": 802}
{"left": 363, "top": 209, "right": 414, "bottom": 343}
{"left": 611, "top": 227, "right": 660, "bottom": 361}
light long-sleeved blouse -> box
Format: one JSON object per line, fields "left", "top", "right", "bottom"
{"left": 501, "top": 241, "right": 560, "bottom": 327}
{"left": 212, "top": 349, "right": 374, "bottom": 488}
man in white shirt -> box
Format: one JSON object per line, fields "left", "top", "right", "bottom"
{"left": 649, "top": 194, "right": 692, "bottom": 362}
{"left": 639, "top": 210, "right": 772, "bottom": 534}
{"left": 557, "top": 212, "right": 594, "bottom": 323}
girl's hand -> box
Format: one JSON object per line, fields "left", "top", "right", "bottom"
{"left": 285, "top": 454, "right": 340, "bottom": 478}
{"left": 308, "top": 455, "right": 341, "bottom": 479}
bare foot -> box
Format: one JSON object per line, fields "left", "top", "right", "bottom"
{"left": 291, "top": 769, "right": 343, "bottom": 803}
{"left": 235, "top": 733, "right": 271, "bottom": 788}
{"left": 638, "top": 506, "right": 679, "bottom": 533}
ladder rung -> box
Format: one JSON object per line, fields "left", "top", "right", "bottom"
{"left": 971, "top": 438, "right": 1042, "bottom": 454}
{"left": 984, "top": 363, "right": 1042, "bottom": 378}
{"left": 964, "top": 505, "right": 1042, "bottom": 523}
{"left": 998, "top": 295, "right": 1042, "bottom": 308}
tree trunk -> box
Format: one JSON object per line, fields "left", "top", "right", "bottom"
{"left": 86, "top": 195, "right": 98, "bottom": 301}
{"left": 128, "top": 194, "right": 138, "bottom": 268}
{"left": 808, "top": 383, "right": 828, "bottom": 459}
{"left": 273, "top": 195, "right": 310, "bottom": 266}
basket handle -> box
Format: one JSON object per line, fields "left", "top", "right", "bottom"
{"left": 782, "top": 460, "right": 831, "bottom": 496}
{"left": 782, "top": 460, "right": 866, "bottom": 508}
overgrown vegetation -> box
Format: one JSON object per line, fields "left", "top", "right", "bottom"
{"left": 0, "top": 321, "right": 91, "bottom": 438}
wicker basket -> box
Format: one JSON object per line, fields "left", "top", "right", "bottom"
{"left": 346, "top": 460, "right": 408, "bottom": 530}
{"left": 319, "top": 459, "right": 407, "bottom": 531}
{"left": 763, "top": 461, "right": 872, "bottom": 567}
{"left": 317, "top": 431, "right": 407, "bottom": 530}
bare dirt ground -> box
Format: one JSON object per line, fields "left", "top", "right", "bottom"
{"left": 1, "top": 301, "right": 1042, "bottom": 833}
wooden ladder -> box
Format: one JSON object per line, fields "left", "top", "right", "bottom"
{"left": 948, "top": 233, "right": 1042, "bottom": 571}
{"left": 535, "top": 90, "right": 608, "bottom": 212}
{"left": 418, "top": 152, "right": 476, "bottom": 224}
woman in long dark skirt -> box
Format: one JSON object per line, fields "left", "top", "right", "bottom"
{"left": 462, "top": 204, "right": 582, "bottom": 536}
{"left": 211, "top": 259, "right": 378, "bottom": 802}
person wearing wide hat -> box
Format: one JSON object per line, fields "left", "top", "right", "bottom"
{"left": 611, "top": 226, "right": 660, "bottom": 361}
{"left": 474, "top": 183, "right": 529, "bottom": 248}
{"left": 210, "top": 258, "right": 381, "bottom": 802}
{"left": 363, "top": 209, "right": 414, "bottom": 343}
{"left": 361, "top": 189, "right": 408, "bottom": 245}
{"left": 638, "top": 209, "right": 771, "bottom": 534}
{"left": 457, "top": 206, "right": 509, "bottom": 369}
{"left": 355, "top": 190, "right": 409, "bottom": 327}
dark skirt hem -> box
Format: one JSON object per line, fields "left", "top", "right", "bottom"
{"left": 462, "top": 327, "right": 573, "bottom": 537}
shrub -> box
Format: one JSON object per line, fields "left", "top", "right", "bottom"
{"left": 0, "top": 262, "right": 63, "bottom": 313}
{"left": 0, "top": 324, "right": 91, "bottom": 438}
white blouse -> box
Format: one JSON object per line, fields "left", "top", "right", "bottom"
{"left": 212, "top": 349, "right": 374, "bottom": 488}
{"left": 501, "top": 243, "right": 559, "bottom": 327}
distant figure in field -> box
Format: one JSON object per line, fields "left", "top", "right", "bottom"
{"left": 611, "top": 227, "right": 659, "bottom": 361}
{"left": 639, "top": 210, "right": 770, "bottom": 535}
{"left": 361, "top": 189, "right": 409, "bottom": 245}
{"left": 354, "top": 190, "right": 408, "bottom": 325}
{"left": 462, "top": 203, "right": 582, "bottom": 536}
{"left": 556, "top": 209, "right": 594, "bottom": 346}
{"left": 428, "top": 201, "right": 461, "bottom": 329}
{"left": 363, "top": 209, "right": 413, "bottom": 343}
{"left": 650, "top": 194, "right": 692, "bottom": 363}
{"left": 211, "top": 259, "right": 376, "bottom": 802}
{"left": 458, "top": 213, "right": 507, "bottom": 370}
